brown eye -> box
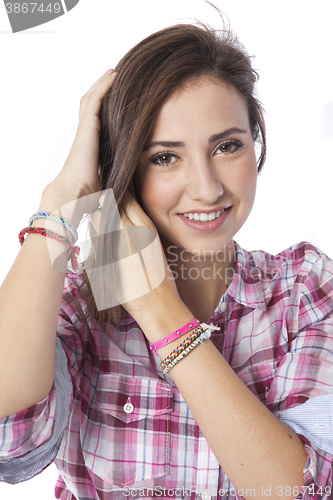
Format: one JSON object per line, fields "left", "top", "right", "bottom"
{"left": 221, "top": 143, "right": 233, "bottom": 153}
{"left": 159, "top": 154, "right": 173, "bottom": 164}
{"left": 215, "top": 140, "right": 243, "bottom": 155}
{"left": 151, "top": 152, "right": 178, "bottom": 166}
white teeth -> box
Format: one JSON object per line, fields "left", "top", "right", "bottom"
{"left": 182, "top": 209, "right": 224, "bottom": 222}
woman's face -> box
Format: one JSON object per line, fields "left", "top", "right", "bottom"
{"left": 136, "top": 76, "right": 258, "bottom": 257}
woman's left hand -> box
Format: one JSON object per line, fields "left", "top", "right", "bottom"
{"left": 90, "top": 191, "right": 186, "bottom": 333}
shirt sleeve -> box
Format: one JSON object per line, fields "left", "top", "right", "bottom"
{"left": 55, "top": 272, "right": 96, "bottom": 389}
{"left": 269, "top": 250, "right": 333, "bottom": 498}
{"left": 0, "top": 337, "right": 72, "bottom": 484}
{"left": 277, "top": 395, "right": 333, "bottom": 499}
{"left": 0, "top": 273, "right": 89, "bottom": 484}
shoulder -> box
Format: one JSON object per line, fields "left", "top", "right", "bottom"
{"left": 233, "top": 241, "right": 333, "bottom": 313}
{"left": 63, "top": 270, "right": 84, "bottom": 298}
{"left": 242, "top": 241, "right": 333, "bottom": 283}
{"left": 58, "top": 271, "right": 93, "bottom": 336}
{"left": 247, "top": 240, "right": 328, "bottom": 266}
{"left": 243, "top": 242, "right": 333, "bottom": 326}
{"left": 61, "top": 271, "right": 89, "bottom": 313}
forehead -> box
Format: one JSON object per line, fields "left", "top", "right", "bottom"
{"left": 150, "top": 76, "right": 249, "bottom": 138}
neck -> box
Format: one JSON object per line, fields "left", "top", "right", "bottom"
{"left": 163, "top": 240, "right": 236, "bottom": 322}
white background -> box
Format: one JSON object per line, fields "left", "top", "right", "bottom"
{"left": 0, "top": 0, "right": 332, "bottom": 498}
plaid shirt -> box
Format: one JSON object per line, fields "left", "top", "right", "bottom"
{"left": 1, "top": 241, "right": 333, "bottom": 500}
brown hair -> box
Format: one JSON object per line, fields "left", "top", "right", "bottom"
{"left": 79, "top": 20, "right": 266, "bottom": 328}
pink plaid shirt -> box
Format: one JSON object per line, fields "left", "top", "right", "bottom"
{"left": 1, "top": 241, "right": 333, "bottom": 499}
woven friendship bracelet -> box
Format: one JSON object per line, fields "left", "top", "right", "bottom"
{"left": 19, "top": 226, "right": 80, "bottom": 271}
{"left": 160, "top": 323, "right": 220, "bottom": 373}
{"left": 160, "top": 325, "right": 203, "bottom": 368}
{"left": 150, "top": 318, "right": 200, "bottom": 355}
{"left": 162, "top": 329, "right": 212, "bottom": 373}
{"left": 29, "top": 212, "right": 78, "bottom": 244}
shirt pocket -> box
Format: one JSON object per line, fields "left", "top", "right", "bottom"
{"left": 81, "top": 373, "right": 173, "bottom": 487}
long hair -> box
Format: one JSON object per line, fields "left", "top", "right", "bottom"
{"left": 79, "top": 20, "right": 266, "bottom": 328}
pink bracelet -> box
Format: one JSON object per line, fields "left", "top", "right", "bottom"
{"left": 150, "top": 318, "right": 200, "bottom": 355}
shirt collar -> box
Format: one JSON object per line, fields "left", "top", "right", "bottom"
{"left": 225, "top": 241, "right": 267, "bottom": 311}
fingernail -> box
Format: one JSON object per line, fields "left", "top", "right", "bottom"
{"left": 104, "top": 68, "right": 114, "bottom": 76}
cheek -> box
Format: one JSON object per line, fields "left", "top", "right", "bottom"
{"left": 242, "top": 162, "right": 257, "bottom": 189}
{"left": 227, "top": 157, "right": 257, "bottom": 210}
{"left": 238, "top": 152, "right": 257, "bottom": 186}
{"left": 139, "top": 173, "right": 182, "bottom": 219}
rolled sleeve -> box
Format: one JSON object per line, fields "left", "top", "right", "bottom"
{"left": 268, "top": 308, "right": 333, "bottom": 494}
{"left": 0, "top": 337, "right": 72, "bottom": 483}
{"left": 276, "top": 394, "right": 333, "bottom": 455}
{"left": 276, "top": 395, "right": 333, "bottom": 498}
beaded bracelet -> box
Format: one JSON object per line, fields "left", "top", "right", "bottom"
{"left": 159, "top": 325, "right": 204, "bottom": 368}
{"left": 19, "top": 226, "right": 80, "bottom": 271}
{"left": 150, "top": 318, "right": 200, "bottom": 355}
{"left": 161, "top": 329, "right": 212, "bottom": 374}
{"left": 29, "top": 212, "right": 78, "bottom": 244}
{"left": 160, "top": 323, "right": 220, "bottom": 373}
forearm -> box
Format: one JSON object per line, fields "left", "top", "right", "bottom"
{"left": 0, "top": 189, "right": 81, "bottom": 418}
{"left": 168, "top": 341, "right": 306, "bottom": 499}
{"left": 142, "top": 310, "right": 308, "bottom": 500}
{"left": 0, "top": 69, "right": 115, "bottom": 419}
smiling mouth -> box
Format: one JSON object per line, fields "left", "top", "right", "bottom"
{"left": 180, "top": 210, "right": 224, "bottom": 222}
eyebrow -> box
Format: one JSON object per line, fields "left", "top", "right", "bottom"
{"left": 143, "top": 127, "right": 248, "bottom": 151}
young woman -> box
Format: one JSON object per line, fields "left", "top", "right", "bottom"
{"left": 0, "top": 20, "right": 332, "bottom": 500}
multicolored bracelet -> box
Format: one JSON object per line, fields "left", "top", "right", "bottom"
{"left": 160, "top": 323, "right": 220, "bottom": 374}
{"left": 161, "top": 329, "right": 212, "bottom": 373}
{"left": 150, "top": 318, "right": 200, "bottom": 355}
{"left": 18, "top": 226, "right": 80, "bottom": 271}
{"left": 29, "top": 211, "right": 78, "bottom": 244}
{"left": 160, "top": 325, "right": 204, "bottom": 369}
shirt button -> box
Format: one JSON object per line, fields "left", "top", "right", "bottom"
{"left": 123, "top": 402, "right": 134, "bottom": 414}
{"left": 220, "top": 302, "right": 227, "bottom": 312}
{"left": 201, "top": 491, "right": 212, "bottom": 500}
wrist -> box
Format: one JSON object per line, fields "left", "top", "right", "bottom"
{"left": 43, "top": 176, "right": 86, "bottom": 203}
{"left": 40, "top": 184, "right": 87, "bottom": 228}
{"left": 140, "top": 300, "right": 194, "bottom": 345}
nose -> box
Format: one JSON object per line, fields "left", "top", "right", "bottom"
{"left": 186, "top": 157, "right": 224, "bottom": 204}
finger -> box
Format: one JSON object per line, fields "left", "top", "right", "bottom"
{"left": 98, "top": 192, "right": 107, "bottom": 208}
{"left": 80, "top": 69, "right": 116, "bottom": 110}
{"left": 123, "top": 194, "right": 154, "bottom": 228}
{"left": 90, "top": 207, "right": 102, "bottom": 235}
{"left": 88, "top": 209, "right": 103, "bottom": 258}
{"left": 121, "top": 194, "right": 139, "bottom": 224}
{"left": 79, "top": 70, "right": 117, "bottom": 121}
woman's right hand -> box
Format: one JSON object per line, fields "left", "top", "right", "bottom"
{"left": 0, "top": 70, "right": 117, "bottom": 419}
{"left": 42, "top": 69, "right": 117, "bottom": 215}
